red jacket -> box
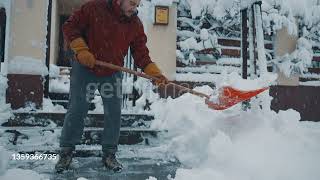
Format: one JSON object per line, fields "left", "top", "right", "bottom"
{"left": 63, "top": 0, "right": 152, "bottom": 76}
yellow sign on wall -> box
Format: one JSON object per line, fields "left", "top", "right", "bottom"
{"left": 154, "top": 6, "right": 169, "bottom": 25}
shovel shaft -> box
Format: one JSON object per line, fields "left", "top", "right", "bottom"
{"left": 95, "top": 60, "right": 210, "bottom": 99}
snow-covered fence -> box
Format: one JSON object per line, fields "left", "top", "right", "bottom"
{"left": 176, "top": 1, "right": 274, "bottom": 68}
{"left": 122, "top": 48, "right": 141, "bottom": 110}
{"left": 177, "top": 36, "right": 273, "bottom": 68}
{"left": 241, "top": 1, "right": 270, "bottom": 78}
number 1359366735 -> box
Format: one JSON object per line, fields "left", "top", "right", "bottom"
{"left": 11, "top": 153, "right": 57, "bottom": 161}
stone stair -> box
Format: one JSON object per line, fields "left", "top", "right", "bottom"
{"left": 1, "top": 110, "right": 179, "bottom": 179}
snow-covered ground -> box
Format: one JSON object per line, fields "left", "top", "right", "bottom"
{"left": 150, "top": 88, "right": 320, "bottom": 180}
{"left": 1, "top": 0, "right": 320, "bottom": 179}
{"left": 2, "top": 68, "right": 320, "bottom": 180}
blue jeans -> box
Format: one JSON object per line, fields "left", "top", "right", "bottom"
{"left": 59, "top": 60, "right": 122, "bottom": 154}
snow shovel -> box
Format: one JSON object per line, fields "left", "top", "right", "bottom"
{"left": 95, "top": 60, "right": 269, "bottom": 110}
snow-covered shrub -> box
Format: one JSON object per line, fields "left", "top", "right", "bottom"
{"left": 274, "top": 37, "right": 313, "bottom": 77}
{"left": 176, "top": 0, "right": 319, "bottom": 66}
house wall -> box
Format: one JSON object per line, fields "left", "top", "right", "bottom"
{"left": 50, "top": 0, "right": 59, "bottom": 65}
{"left": 6, "top": 0, "right": 48, "bottom": 109}
{"left": 274, "top": 27, "right": 299, "bottom": 86}
{"left": 146, "top": 4, "right": 177, "bottom": 81}
{"left": 9, "top": 0, "right": 48, "bottom": 62}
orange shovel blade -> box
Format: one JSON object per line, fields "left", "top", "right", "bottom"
{"left": 206, "top": 86, "right": 269, "bottom": 110}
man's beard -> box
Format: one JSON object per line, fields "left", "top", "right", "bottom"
{"left": 120, "top": 1, "right": 134, "bottom": 17}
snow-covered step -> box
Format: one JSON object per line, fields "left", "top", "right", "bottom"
{"left": 1, "top": 126, "right": 160, "bottom": 146}
{"left": 5, "top": 140, "right": 171, "bottom": 156}
{"left": 50, "top": 99, "right": 96, "bottom": 110}
{"left": 5, "top": 112, "right": 154, "bottom": 128}
{"left": 49, "top": 93, "right": 97, "bottom": 110}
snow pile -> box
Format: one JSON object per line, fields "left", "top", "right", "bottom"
{"left": 275, "top": 37, "right": 314, "bottom": 77}
{"left": 150, "top": 75, "right": 320, "bottom": 180}
{"left": 49, "top": 64, "right": 71, "bottom": 93}
{"left": 49, "top": 76, "right": 70, "bottom": 94}
{"left": 8, "top": 56, "right": 48, "bottom": 76}
{"left": 0, "top": 75, "right": 12, "bottom": 125}
{"left": 151, "top": 94, "right": 320, "bottom": 180}
{"left": 42, "top": 98, "right": 66, "bottom": 112}
{"left": 216, "top": 71, "right": 277, "bottom": 91}
{"left": 49, "top": 64, "right": 60, "bottom": 78}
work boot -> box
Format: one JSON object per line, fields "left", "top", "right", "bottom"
{"left": 102, "top": 153, "right": 123, "bottom": 172}
{"left": 55, "top": 147, "right": 74, "bottom": 173}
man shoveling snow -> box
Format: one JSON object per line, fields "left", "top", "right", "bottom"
{"left": 55, "top": 0, "right": 168, "bottom": 173}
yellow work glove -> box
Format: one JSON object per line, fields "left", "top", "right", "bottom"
{"left": 70, "top": 38, "right": 96, "bottom": 68}
{"left": 144, "top": 63, "right": 169, "bottom": 85}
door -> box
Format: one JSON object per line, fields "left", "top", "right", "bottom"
{"left": 0, "top": 8, "right": 6, "bottom": 73}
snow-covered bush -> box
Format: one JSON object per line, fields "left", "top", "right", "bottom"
{"left": 176, "top": 0, "right": 319, "bottom": 66}
{"left": 177, "top": 0, "right": 239, "bottom": 65}
{"left": 274, "top": 37, "right": 313, "bottom": 77}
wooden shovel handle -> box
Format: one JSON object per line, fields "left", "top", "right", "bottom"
{"left": 95, "top": 60, "right": 210, "bottom": 99}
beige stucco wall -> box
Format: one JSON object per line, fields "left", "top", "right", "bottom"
{"left": 275, "top": 27, "right": 298, "bottom": 57}
{"left": 50, "top": 0, "right": 59, "bottom": 65}
{"left": 274, "top": 27, "right": 299, "bottom": 86}
{"left": 146, "top": 4, "right": 177, "bottom": 81}
{"left": 9, "top": 0, "right": 48, "bottom": 61}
